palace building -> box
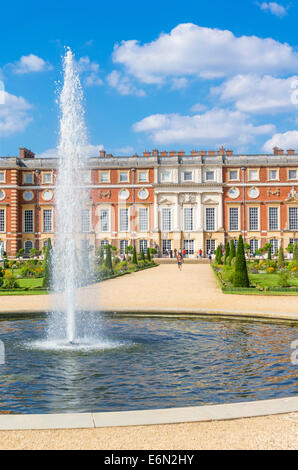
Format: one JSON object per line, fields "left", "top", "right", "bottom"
{"left": 0, "top": 146, "right": 297, "bottom": 258}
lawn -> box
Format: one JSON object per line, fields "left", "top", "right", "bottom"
{"left": 249, "top": 273, "right": 298, "bottom": 288}
{"left": 17, "top": 278, "right": 44, "bottom": 288}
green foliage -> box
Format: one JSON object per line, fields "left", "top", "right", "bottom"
{"left": 3, "top": 273, "right": 19, "bottom": 289}
{"left": 140, "top": 249, "right": 145, "bottom": 262}
{"left": 233, "top": 235, "right": 249, "bottom": 287}
{"left": 105, "top": 244, "right": 114, "bottom": 274}
{"left": 132, "top": 245, "right": 138, "bottom": 264}
{"left": 147, "top": 248, "right": 151, "bottom": 262}
{"left": 224, "top": 242, "right": 230, "bottom": 264}
{"left": 293, "top": 243, "right": 298, "bottom": 261}
{"left": 278, "top": 246, "right": 285, "bottom": 268}
{"left": 215, "top": 245, "right": 222, "bottom": 264}
{"left": 278, "top": 270, "right": 291, "bottom": 287}
{"left": 286, "top": 243, "right": 294, "bottom": 253}
{"left": 229, "top": 239, "right": 236, "bottom": 265}
{"left": 43, "top": 238, "right": 52, "bottom": 288}
{"left": 16, "top": 248, "right": 24, "bottom": 258}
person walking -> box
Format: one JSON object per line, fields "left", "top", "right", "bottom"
{"left": 177, "top": 251, "right": 183, "bottom": 271}
{"left": 208, "top": 249, "right": 212, "bottom": 263}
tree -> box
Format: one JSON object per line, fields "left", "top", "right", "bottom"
{"left": 216, "top": 245, "right": 222, "bottom": 264}
{"left": 140, "top": 248, "right": 145, "bottom": 262}
{"left": 105, "top": 244, "right": 114, "bottom": 274}
{"left": 229, "top": 239, "right": 236, "bottom": 265}
{"left": 147, "top": 247, "right": 151, "bottom": 262}
{"left": 278, "top": 246, "right": 285, "bottom": 268}
{"left": 43, "top": 238, "right": 53, "bottom": 288}
{"left": 233, "top": 235, "right": 249, "bottom": 287}
{"left": 224, "top": 241, "right": 230, "bottom": 264}
{"left": 294, "top": 243, "right": 298, "bottom": 261}
{"left": 132, "top": 245, "right": 138, "bottom": 265}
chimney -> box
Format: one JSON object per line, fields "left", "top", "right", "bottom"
{"left": 191, "top": 150, "right": 199, "bottom": 156}
{"left": 99, "top": 149, "right": 106, "bottom": 158}
{"left": 218, "top": 146, "right": 225, "bottom": 156}
{"left": 169, "top": 150, "right": 177, "bottom": 157}
{"left": 226, "top": 150, "right": 233, "bottom": 156}
{"left": 178, "top": 150, "right": 185, "bottom": 156}
{"left": 200, "top": 150, "right": 207, "bottom": 156}
{"left": 208, "top": 151, "right": 215, "bottom": 156}
{"left": 278, "top": 149, "right": 284, "bottom": 155}
{"left": 160, "top": 150, "right": 168, "bottom": 157}
{"left": 19, "top": 147, "right": 35, "bottom": 159}
{"left": 273, "top": 146, "right": 280, "bottom": 155}
{"left": 143, "top": 151, "right": 151, "bottom": 157}
{"left": 152, "top": 149, "right": 159, "bottom": 157}
{"left": 287, "top": 149, "right": 295, "bottom": 156}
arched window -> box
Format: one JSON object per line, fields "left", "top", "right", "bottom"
{"left": 24, "top": 240, "right": 33, "bottom": 255}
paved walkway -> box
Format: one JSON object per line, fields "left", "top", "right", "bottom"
{"left": 1, "top": 264, "right": 297, "bottom": 320}
{"left": 1, "top": 413, "right": 297, "bottom": 449}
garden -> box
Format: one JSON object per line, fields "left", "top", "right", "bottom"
{"left": 212, "top": 236, "right": 298, "bottom": 295}
{"left": 0, "top": 240, "right": 158, "bottom": 295}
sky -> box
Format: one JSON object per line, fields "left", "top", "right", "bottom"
{"left": 1, "top": 0, "right": 298, "bottom": 157}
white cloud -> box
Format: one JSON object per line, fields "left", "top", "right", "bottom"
{"left": 107, "top": 70, "right": 145, "bottom": 96}
{"left": 263, "top": 130, "right": 298, "bottom": 152}
{"left": 171, "top": 78, "right": 188, "bottom": 90}
{"left": 0, "top": 91, "right": 32, "bottom": 136}
{"left": 112, "top": 23, "right": 298, "bottom": 85}
{"left": 190, "top": 103, "right": 208, "bottom": 113}
{"left": 37, "top": 144, "right": 104, "bottom": 159}
{"left": 133, "top": 108, "right": 275, "bottom": 147}
{"left": 76, "top": 56, "right": 103, "bottom": 87}
{"left": 213, "top": 74, "right": 297, "bottom": 114}
{"left": 258, "top": 2, "right": 287, "bottom": 17}
{"left": 12, "top": 54, "right": 52, "bottom": 74}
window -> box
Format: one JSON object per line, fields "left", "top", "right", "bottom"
{"left": 289, "top": 207, "right": 298, "bottom": 230}
{"left": 138, "top": 171, "right": 148, "bottom": 182}
{"left": 119, "top": 208, "right": 129, "bottom": 231}
{"left": 101, "top": 240, "right": 109, "bottom": 246}
{"left": 161, "top": 171, "right": 171, "bottom": 182}
{"left": 206, "top": 239, "right": 216, "bottom": 254}
{"left": 290, "top": 238, "right": 298, "bottom": 246}
{"left": 24, "top": 240, "right": 33, "bottom": 255}
{"left": 120, "top": 239, "right": 128, "bottom": 254}
{"left": 43, "top": 239, "right": 49, "bottom": 248}
{"left": 138, "top": 208, "right": 148, "bottom": 232}
{"left": 162, "top": 239, "right": 172, "bottom": 255}
{"left": 183, "top": 171, "right": 192, "bottom": 181}
{"left": 81, "top": 209, "right": 91, "bottom": 232}
{"left": 206, "top": 207, "right": 215, "bottom": 231}
{"left": 183, "top": 240, "right": 194, "bottom": 255}
{"left": 24, "top": 173, "right": 33, "bottom": 184}
{"left": 24, "top": 210, "right": 34, "bottom": 233}
{"left": 100, "top": 209, "right": 110, "bottom": 232}
{"left": 184, "top": 208, "right": 194, "bottom": 231}
{"left": 248, "top": 170, "right": 258, "bottom": 181}
{"left": 139, "top": 239, "right": 148, "bottom": 253}
{"left": 0, "top": 209, "right": 5, "bottom": 232}
{"left": 205, "top": 171, "right": 215, "bottom": 181}
{"left": 229, "top": 170, "right": 238, "bottom": 181}
{"left": 229, "top": 207, "right": 239, "bottom": 231}
{"left": 269, "top": 239, "right": 279, "bottom": 254}
{"left": 289, "top": 169, "right": 297, "bottom": 180}
{"left": 42, "top": 173, "right": 52, "bottom": 184}
{"left": 234, "top": 239, "right": 238, "bottom": 252}
{"left": 249, "top": 207, "right": 259, "bottom": 231}
{"left": 100, "top": 172, "right": 110, "bottom": 183}
{"left": 0, "top": 172, "right": 5, "bottom": 183}
{"left": 250, "top": 239, "right": 259, "bottom": 255}
{"left": 269, "top": 170, "right": 278, "bottom": 181}
{"left": 268, "top": 207, "right": 279, "bottom": 231}
{"left": 119, "top": 171, "right": 129, "bottom": 182}
{"left": 43, "top": 210, "right": 52, "bottom": 232}
{"left": 162, "top": 208, "right": 172, "bottom": 231}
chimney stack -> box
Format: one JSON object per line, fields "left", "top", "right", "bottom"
{"left": 287, "top": 149, "right": 295, "bottom": 156}
{"left": 99, "top": 149, "right": 106, "bottom": 158}
{"left": 19, "top": 147, "right": 35, "bottom": 159}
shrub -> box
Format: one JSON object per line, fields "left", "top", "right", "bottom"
{"left": 224, "top": 242, "right": 230, "bottom": 265}
{"left": 3, "top": 273, "right": 19, "bottom": 289}
{"left": 278, "top": 270, "right": 291, "bottom": 287}
{"left": 43, "top": 238, "right": 53, "bottom": 288}
{"left": 140, "top": 249, "right": 145, "bottom": 262}
{"left": 293, "top": 243, "right": 298, "bottom": 261}
{"left": 105, "top": 244, "right": 114, "bottom": 275}
{"left": 233, "top": 235, "right": 249, "bottom": 287}
{"left": 147, "top": 248, "right": 151, "bottom": 262}
{"left": 278, "top": 247, "right": 285, "bottom": 268}
{"left": 229, "top": 240, "right": 236, "bottom": 265}
{"left": 96, "top": 265, "right": 112, "bottom": 281}
{"left": 267, "top": 267, "right": 275, "bottom": 274}
{"left": 132, "top": 246, "right": 138, "bottom": 265}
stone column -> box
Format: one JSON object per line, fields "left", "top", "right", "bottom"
{"left": 153, "top": 193, "right": 159, "bottom": 231}
{"left": 196, "top": 193, "right": 203, "bottom": 231}
{"left": 218, "top": 193, "right": 223, "bottom": 230}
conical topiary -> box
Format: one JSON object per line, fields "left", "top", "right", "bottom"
{"left": 141, "top": 248, "right": 145, "bottom": 262}
{"left": 147, "top": 247, "right": 151, "bottom": 262}
{"left": 105, "top": 244, "right": 113, "bottom": 274}
{"left": 294, "top": 243, "right": 298, "bottom": 261}
{"left": 233, "top": 235, "right": 249, "bottom": 287}
{"left": 43, "top": 238, "right": 53, "bottom": 288}
{"left": 229, "top": 239, "right": 236, "bottom": 265}
{"left": 132, "top": 245, "right": 138, "bottom": 265}
{"left": 278, "top": 246, "right": 285, "bottom": 267}
{"left": 224, "top": 241, "right": 230, "bottom": 264}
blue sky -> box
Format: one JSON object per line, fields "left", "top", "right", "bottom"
{"left": 1, "top": 0, "right": 298, "bottom": 156}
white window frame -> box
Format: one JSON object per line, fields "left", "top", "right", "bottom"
{"left": 81, "top": 209, "right": 91, "bottom": 233}
{"left": 120, "top": 239, "right": 128, "bottom": 254}
{"left": 138, "top": 207, "right": 149, "bottom": 232}
{"left": 229, "top": 207, "right": 239, "bottom": 231}
{"left": 139, "top": 239, "right": 148, "bottom": 253}
{"left": 250, "top": 239, "right": 259, "bottom": 255}
{"left": 248, "top": 169, "right": 259, "bottom": 182}
{"left": 249, "top": 206, "right": 259, "bottom": 231}
{"left": 183, "top": 239, "right": 194, "bottom": 254}
{"left": 100, "top": 171, "right": 110, "bottom": 183}
{"left": 119, "top": 171, "right": 129, "bottom": 183}
{"left": 42, "top": 172, "right": 52, "bottom": 184}
{"left": 138, "top": 170, "right": 149, "bottom": 183}
{"left": 0, "top": 171, "right": 6, "bottom": 183}
{"left": 183, "top": 171, "right": 193, "bottom": 182}
{"left": 206, "top": 239, "right": 216, "bottom": 254}
{"left": 268, "top": 169, "right": 279, "bottom": 181}
{"left": 184, "top": 207, "right": 194, "bottom": 231}
{"left": 24, "top": 240, "right": 33, "bottom": 255}
{"left": 289, "top": 207, "right": 298, "bottom": 230}
{"left": 269, "top": 239, "right": 279, "bottom": 255}
{"left": 160, "top": 171, "right": 171, "bottom": 183}
{"left": 162, "top": 208, "right": 172, "bottom": 231}
{"left": 205, "top": 171, "right": 215, "bottom": 182}
{"left": 0, "top": 209, "right": 5, "bottom": 232}
{"left": 205, "top": 207, "right": 216, "bottom": 231}
{"left": 119, "top": 208, "right": 129, "bottom": 232}
{"left": 24, "top": 209, "right": 34, "bottom": 233}
{"left": 228, "top": 169, "right": 239, "bottom": 181}
{"left": 162, "top": 239, "right": 172, "bottom": 255}
{"left": 100, "top": 209, "right": 110, "bottom": 233}
{"left": 288, "top": 169, "right": 298, "bottom": 181}
{"left": 43, "top": 209, "right": 53, "bottom": 233}
{"left": 23, "top": 173, "right": 34, "bottom": 184}
{"left": 268, "top": 206, "right": 279, "bottom": 231}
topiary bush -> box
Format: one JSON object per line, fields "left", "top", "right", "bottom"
{"left": 233, "top": 235, "right": 249, "bottom": 287}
